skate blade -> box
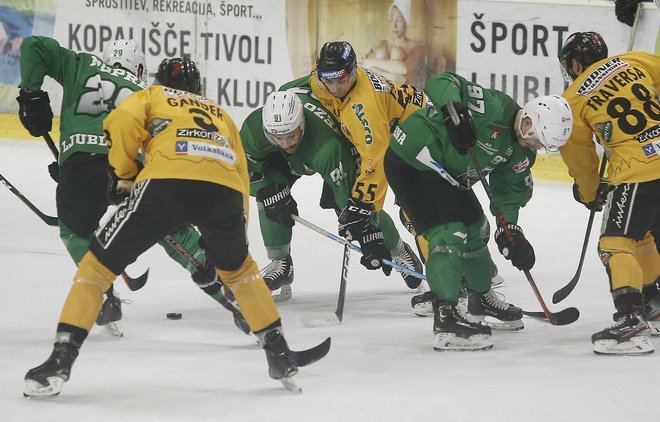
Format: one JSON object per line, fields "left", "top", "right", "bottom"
{"left": 593, "top": 336, "right": 655, "bottom": 356}
{"left": 279, "top": 375, "right": 302, "bottom": 393}
{"left": 24, "top": 377, "right": 64, "bottom": 398}
{"left": 272, "top": 284, "right": 292, "bottom": 303}
{"left": 433, "top": 333, "right": 493, "bottom": 351}
{"left": 466, "top": 314, "right": 524, "bottom": 331}
{"left": 103, "top": 322, "right": 124, "bottom": 337}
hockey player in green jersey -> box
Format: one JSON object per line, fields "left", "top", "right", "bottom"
{"left": 384, "top": 72, "right": 573, "bottom": 350}
{"left": 241, "top": 87, "right": 420, "bottom": 301}
{"left": 16, "top": 36, "right": 246, "bottom": 335}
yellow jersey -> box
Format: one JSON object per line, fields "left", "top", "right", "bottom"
{"left": 310, "top": 66, "right": 427, "bottom": 210}
{"left": 561, "top": 51, "right": 660, "bottom": 202}
{"left": 104, "top": 85, "right": 249, "bottom": 198}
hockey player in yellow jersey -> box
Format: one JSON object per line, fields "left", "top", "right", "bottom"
{"left": 23, "top": 57, "right": 329, "bottom": 398}
{"left": 559, "top": 32, "right": 660, "bottom": 355}
{"left": 307, "top": 40, "right": 425, "bottom": 288}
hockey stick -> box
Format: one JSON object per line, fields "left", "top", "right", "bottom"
{"left": 0, "top": 172, "right": 58, "bottom": 226}
{"left": 292, "top": 215, "right": 427, "bottom": 280}
{"left": 301, "top": 242, "right": 351, "bottom": 327}
{"left": 41, "top": 132, "right": 149, "bottom": 291}
{"left": 445, "top": 102, "right": 579, "bottom": 326}
{"left": 552, "top": 158, "right": 607, "bottom": 304}
{"left": 161, "top": 234, "right": 251, "bottom": 334}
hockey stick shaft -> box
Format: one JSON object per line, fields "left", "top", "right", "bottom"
{"left": 43, "top": 132, "right": 60, "bottom": 160}
{"left": 627, "top": 2, "right": 643, "bottom": 52}
{"left": 0, "top": 172, "right": 58, "bottom": 226}
{"left": 552, "top": 158, "right": 607, "bottom": 303}
{"left": 291, "top": 214, "right": 427, "bottom": 280}
{"left": 335, "top": 243, "right": 350, "bottom": 321}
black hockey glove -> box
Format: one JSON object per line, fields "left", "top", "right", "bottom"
{"left": 440, "top": 101, "right": 476, "bottom": 155}
{"left": 107, "top": 177, "right": 135, "bottom": 206}
{"left": 356, "top": 224, "right": 392, "bottom": 276}
{"left": 256, "top": 184, "right": 298, "bottom": 228}
{"left": 338, "top": 197, "right": 374, "bottom": 239}
{"left": 16, "top": 88, "right": 53, "bottom": 137}
{"left": 572, "top": 182, "right": 611, "bottom": 212}
{"left": 48, "top": 161, "right": 59, "bottom": 183}
{"left": 494, "top": 224, "right": 535, "bottom": 271}
{"left": 191, "top": 260, "right": 219, "bottom": 286}
{"left": 615, "top": 0, "right": 640, "bottom": 26}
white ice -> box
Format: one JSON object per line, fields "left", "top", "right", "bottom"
{"left": 0, "top": 139, "right": 656, "bottom": 422}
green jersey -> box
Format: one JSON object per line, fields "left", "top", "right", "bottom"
{"left": 19, "top": 36, "right": 147, "bottom": 164}
{"left": 389, "top": 72, "right": 536, "bottom": 224}
{"left": 240, "top": 86, "right": 356, "bottom": 209}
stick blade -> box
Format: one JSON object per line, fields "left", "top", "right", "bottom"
{"left": 122, "top": 268, "right": 150, "bottom": 291}
{"left": 301, "top": 312, "right": 341, "bottom": 328}
{"left": 523, "top": 307, "right": 580, "bottom": 326}
{"left": 552, "top": 276, "right": 578, "bottom": 304}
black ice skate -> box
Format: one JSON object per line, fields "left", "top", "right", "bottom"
{"left": 592, "top": 308, "right": 653, "bottom": 356}
{"left": 393, "top": 243, "right": 423, "bottom": 289}
{"left": 24, "top": 339, "right": 80, "bottom": 398}
{"left": 411, "top": 290, "right": 435, "bottom": 317}
{"left": 464, "top": 289, "right": 524, "bottom": 331}
{"left": 96, "top": 292, "right": 124, "bottom": 337}
{"left": 260, "top": 255, "right": 294, "bottom": 302}
{"left": 433, "top": 302, "right": 492, "bottom": 351}
{"left": 260, "top": 328, "right": 299, "bottom": 392}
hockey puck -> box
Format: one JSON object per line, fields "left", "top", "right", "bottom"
{"left": 166, "top": 312, "right": 182, "bottom": 320}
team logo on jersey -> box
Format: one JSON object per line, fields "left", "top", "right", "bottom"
{"left": 642, "top": 141, "right": 659, "bottom": 158}
{"left": 490, "top": 128, "right": 501, "bottom": 139}
{"left": 594, "top": 121, "right": 613, "bottom": 142}
{"left": 352, "top": 103, "right": 373, "bottom": 145}
{"left": 175, "top": 141, "right": 188, "bottom": 154}
{"left": 364, "top": 159, "right": 375, "bottom": 175}
{"left": 512, "top": 157, "right": 530, "bottom": 173}
{"left": 150, "top": 118, "right": 171, "bottom": 137}
{"left": 635, "top": 124, "right": 660, "bottom": 143}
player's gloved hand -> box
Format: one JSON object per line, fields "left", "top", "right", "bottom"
{"left": 191, "top": 260, "right": 219, "bottom": 286}
{"left": 48, "top": 161, "right": 59, "bottom": 183}
{"left": 107, "top": 178, "right": 135, "bottom": 205}
{"left": 440, "top": 101, "right": 476, "bottom": 155}
{"left": 356, "top": 224, "right": 392, "bottom": 276}
{"left": 572, "top": 181, "right": 611, "bottom": 212}
{"left": 614, "top": 0, "right": 640, "bottom": 26}
{"left": 16, "top": 88, "right": 53, "bottom": 137}
{"left": 256, "top": 183, "right": 298, "bottom": 228}
{"left": 338, "top": 197, "right": 374, "bottom": 239}
{"left": 494, "top": 224, "right": 535, "bottom": 271}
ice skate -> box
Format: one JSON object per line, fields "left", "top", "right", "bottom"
{"left": 259, "top": 328, "right": 299, "bottom": 391}
{"left": 260, "top": 255, "right": 294, "bottom": 302}
{"left": 24, "top": 339, "right": 79, "bottom": 398}
{"left": 462, "top": 289, "right": 524, "bottom": 331}
{"left": 96, "top": 291, "right": 125, "bottom": 337}
{"left": 411, "top": 290, "right": 435, "bottom": 317}
{"left": 393, "top": 242, "right": 423, "bottom": 289}
{"left": 433, "top": 302, "right": 493, "bottom": 351}
{"left": 592, "top": 309, "right": 654, "bottom": 356}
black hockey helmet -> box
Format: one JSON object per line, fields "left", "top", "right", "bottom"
{"left": 316, "top": 41, "right": 357, "bottom": 80}
{"left": 155, "top": 57, "right": 202, "bottom": 94}
{"left": 559, "top": 32, "right": 608, "bottom": 81}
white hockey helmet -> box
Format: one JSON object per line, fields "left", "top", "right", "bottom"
{"left": 102, "top": 39, "right": 147, "bottom": 82}
{"left": 262, "top": 90, "right": 305, "bottom": 145}
{"left": 519, "top": 95, "right": 573, "bottom": 152}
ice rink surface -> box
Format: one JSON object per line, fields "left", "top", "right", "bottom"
{"left": 1, "top": 139, "right": 657, "bottom": 422}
